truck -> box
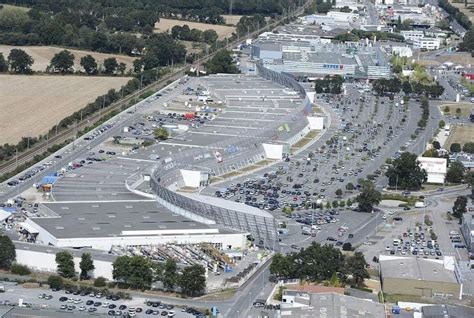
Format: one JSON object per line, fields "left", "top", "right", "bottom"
{"left": 414, "top": 201, "right": 426, "bottom": 208}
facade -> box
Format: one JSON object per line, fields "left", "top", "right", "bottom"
{"left": 392, "top": 46, "right": 413, "bottom": 58}
{"left": 413, "top": 37, "right": 441, "bottom": 50}
{"left": 461, "top": 212, "right": 474, "bottom": 252}
{"left": 253, "top": 39, "right": 391, "bottom": 79}
{"left": 417, "top": 157, "right": 447, "bottom": 184}
{"left": 400, "top": 30, "right": 424, "bottom": 42}
{"left": 379, "top": 255, "right": 462, "bottom": 300}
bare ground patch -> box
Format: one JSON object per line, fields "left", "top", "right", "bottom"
{"left": 155, "top": 19, "right": 235, "bottom": 39}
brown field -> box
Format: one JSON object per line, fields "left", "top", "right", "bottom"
{"left": 445, "top": 125, "right": 474, "bottom": 147}
{"left": 155, "top": 19, "right": 236, "bottom": 39}
{"left": 222, "top": 15, "right": 244, "bottom": 25}
{"left": 449, "top": 0, "right": 474, "bottom": 23}
{"left": 0, "top": 3, "right": 30, "bottom": 11}
{"left": 0, "top": 45, "right": 137, "bottom": 73}
{"left": 439, "top": 103, "right": 474, "bottom": 116}
{"left": 0, "top": 75, "right": 131, "bottom": 144}
{"left": 419, "top": 52, "right": 474, "bottom": 67}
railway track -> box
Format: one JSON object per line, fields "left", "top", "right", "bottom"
{"left": 0, "top": 0, "right": 310, "bottom": 179}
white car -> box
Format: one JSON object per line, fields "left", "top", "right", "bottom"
{"left": 79, "top": 306, "right": 86, "bottom": 311}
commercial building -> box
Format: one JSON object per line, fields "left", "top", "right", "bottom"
{"left": 417, "top": 157, "right": 447, "bottom": 184}
{"left": 379, "top": 255, "right": 463, "bottom": 300}
{"left": 391, "top": 46, "right": 413, "bottom": 58}
{"left": 279, "top": 292, "right": 386, "bottom": 318}
{"left": 413, "top": 37, "right": 441, "bottom": 50}
{"left": 461, "top": 212, "right": 474, "bottom": 252}
{"left": 400, "top": 30, "right": 425, "bottom": 42}
{"left": 22, "top": 201, "right": 248, "bottom": 251}
{"left": 252, "top": 38, "right": 391, "bottom": 79}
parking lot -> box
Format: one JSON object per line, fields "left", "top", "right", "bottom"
{"left": 0, "top": 283, "right": 204, "bottom": 318}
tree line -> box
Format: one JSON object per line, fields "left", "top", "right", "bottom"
{"left": 438, "top": 0, "right": 472, "bottom": 31}
{"left": 335, "top": 29, "right": 405, "bottom": 43}
{"left": 270, "top": 242, "right": 369, "bottom": 288}
{"left": 170, "top": 25, "right": 218, "bottom": 44}
{"left": 0, "top": 49, "right": 127, "bottom": 75}
{"left": 50, "top": 250, "right": 206, "bottom": 296}
{"left": 0, "top": 0, "right": 298, "bottom": 49}
{"left": 314, "top": 75, "right": 343, "bottom": 94}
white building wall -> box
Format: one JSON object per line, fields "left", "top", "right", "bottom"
{"left": 53, "top": 232, "right": 247, "bottom": 251}
{"left": 262, "top": 143, "right": 285, "bottom": 159}
{"left": 180, "top": 169, "right": 202, "bottom": 188}
{"left": 307, "top": 117, "right": 325, "bottom": 130}
{"left": 15, "top": 249, "right": 114, "bottom": 280}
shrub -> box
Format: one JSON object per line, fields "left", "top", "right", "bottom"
{"left": 94, "top": 277, "right": 107, "bottom": 288}
{"left": 10, "top": 263, "right": 31, "bottom": 276}
{"left": 47, "top": 275, "right": 64, "bottom": 290}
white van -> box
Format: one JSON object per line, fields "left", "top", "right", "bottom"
{"left": 415, "top": 201, "right": 426, "bottom": 208}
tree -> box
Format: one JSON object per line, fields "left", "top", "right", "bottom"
{"left": 462, "top": 142, "right": 474, "bottom": 154}
{"left": 386, "top": 152, "right": 427, "bottom": 190}
{"left": 7, "top": 48, "right": 33, "bottom": 74}
{"left": 450, "top": 143, "right": 461, "bottom": 153}
{"left": 355, "top": 180, "right": 381, "bottom": 212}
{"left": 443, "top": 106, "right": 450, "bottom": 114}
{"left": 94, "top": 276, "right": 107, "bottom": 287}
{"left": 47, "top": 275, "right": 64, "bottom": 290}
{"left": 270, "top": 253, "right": 294, "bottom": 279}
{"left": 49, "top": 50, "right": 74, "bottom": 73}
{"left": 202, "top": 29, "right": 218, "bottom": 44}
{"left": 55, "top": 251, "right": 75, "bottom": 278}
{"left": 103, "top": 57, "right": 119, "bottom": 74}
{"left": 112, "top": 255, "right": 153, "bottom": 290}
{"left": 118, "top": 62, "right": 127, "bottom": 75}
{"left": 402, "top": 81, "right": 412, "bottom": 95}
{"left": 0, "top": 235, "right": 16, "bottom": 269}
{"left": 335, "top": 189, "right": 343, "bottom": 197}
{"left": 346, "top": 198, "right": 353, "bottom": 207}
{"left": 154, "top": 127, "right": 169, "bottom": 140}
{"left": 345, "top": 183, "right": 354, "bottom": 191}
{"left": 465, "top": 171, "right": 474, "bottom": 187}
{"left": 79, "top": 253, "right": 95, "bottom": 280}
{"left": 452, "top": 195, "right": 467, "bottom": 222}
{"left": 80, "top": 55, "right": 98, "bottom": 75}
{"left": 446, "top": 161, "right": 465, "bottom": 184}
{"left": 178, "top": 264, "right": 206, "bottom": 296}
{"left": 456, "top": 108, "right": 462, "bottom": 115}
{"left": 325, "top": 201, "right": 332, "bottom": 209}
{"left": 343, "top": 252, "right": 369, "bottom": 287}
{"left": 162, "top": 259, "right": 178, "bottom": 290}
{"left": 432, "top": 141, "right": 441, "bottom": 150}
{"left": 438, "top": 120, "right": 446, "bottom": 129}
{"left": 204, "top": 50, "right": 239, "bottom": 74}
{"left": 342, "top": 242, "right": 352, "bottom": 251}
{"left": 0, "top": 53, "right": 8, "bottom": 72}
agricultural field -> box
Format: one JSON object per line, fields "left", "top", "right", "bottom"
{"left": 445, "top": 125, "right": 474, "bottom": 147}
{"left": 222, "top": 15, "right": 244, "bottom": 25}
{"left": 418, "top": 52, "right": 473, "bottom": 67}
{"left": 0, "top": 3, "right": 29, "bottom": 11}
{"left": 449, "top": 0, "right": 474, "bottom": 23}
{"left": 0, "top": 45, "right": 137, "bottom": 73}
{"left": 155, "top": 19, "right": 236, "bottom": 39}
{"left": 0, "top": 75, "right": 130, "bottom": 144}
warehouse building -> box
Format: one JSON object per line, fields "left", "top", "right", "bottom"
{"left": 22, "top": 201, "right": 248, "bottom": 251}
{"left": 379, "top": 255, "right": 463, "bottom": 300}
{"left": 279, "top": 292, "right": 386, "bottom": 318}
{"left": 461, "top": 211, "right": 474, "bottom": 252}
{"left": 417, "top": 157, "right": 447, "bottom": 184}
